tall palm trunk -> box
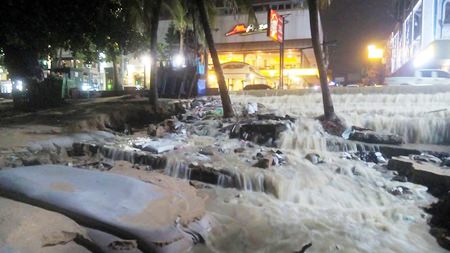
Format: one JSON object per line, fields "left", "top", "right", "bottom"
{"left": 149, "top": 0, "right": 163, "bottom": 106}
{"left": 308, "top": 0, "right": 335, "bottom": 120}
{"left": 196, "top": 0, "right": 234, "bottom": 118}
{"left": 179, "top": 29, "right": 185, "bottom": 54}
{"left": 111, "top": 53, "right": 122, "bottom": 93}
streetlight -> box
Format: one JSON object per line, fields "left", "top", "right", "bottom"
{"left": 141, "top": 54, "right": 151, "bottom": 89}
{"left": 368, "top": 44, "right": 383, "bottom": 59}
{"left": 172, "top": 54, "right": 185, "bottom": 68}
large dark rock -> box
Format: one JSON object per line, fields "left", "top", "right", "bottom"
{"left": 230, "top": 121, "right": 289, "bottom": 147}
{"left": 349, "top": 129, "right": 403, "bottom": 145}
{"left": 427, "top": 193, "right": 450, "bottom": 250}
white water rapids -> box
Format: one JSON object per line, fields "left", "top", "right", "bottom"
{"left": 190, "top": 93, "right": 450, "bottom": 253}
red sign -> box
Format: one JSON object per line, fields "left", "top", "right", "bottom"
{"left": 267, "top": 9, "right": 283, "bottom": 43}
{"left": 226, "top": 23, "right": 268, "bottom": 36}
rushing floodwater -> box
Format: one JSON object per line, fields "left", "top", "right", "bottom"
{"left": 190, "top": 93, "right": 450, "bottom": 253}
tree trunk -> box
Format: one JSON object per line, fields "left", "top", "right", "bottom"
{"left": 111, "top": 54, "right": 122, "bottom": 94}
{"left": 149, "top": 0, "right": 163, "bottom": 106}
{"left": 196, "top": 0, "right": 234, "bottom": 118}
{"left": 179, "top": 30, "right": 185, "bottom": 54}
{"left": 307, "top": 0, "right": 335, "bottom": 120}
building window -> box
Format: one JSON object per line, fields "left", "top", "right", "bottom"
{"left": 445, "top": 1, "right": 450, "bottom": 24}
{"left": 413, "top": 2, "right": 422, "bottom": 40}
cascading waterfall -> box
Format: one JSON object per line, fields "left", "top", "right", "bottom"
{"left": 191, "top": 93, "right": 449, "bottom": 253}
{"left": 232, "top": 92, "right": 450, "bottom": 145}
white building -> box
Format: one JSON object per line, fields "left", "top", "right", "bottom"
{"left": 389, "top": 0, "right": 450, "bottom": 75}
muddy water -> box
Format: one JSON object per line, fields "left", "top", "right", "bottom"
{"left": 232, "top": 93, "right": 450, "bottom": 145}
{"left": 190, "top": 93, "right": 450, "bottom": 253}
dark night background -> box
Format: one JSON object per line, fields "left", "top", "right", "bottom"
{"left": 322, "top": 0, "right": 397, "bottom": 77}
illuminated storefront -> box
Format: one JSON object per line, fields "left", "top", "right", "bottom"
{"left": 207, "top": 48, "right": 318, "bottom": 90}
{"left": 204, "top": 1, "right": 321, "bottom": 91}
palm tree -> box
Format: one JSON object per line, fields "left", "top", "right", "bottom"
{"left": 148, "top": 0, "right": 163, "bottom": 106}
{"left": 195, "top": 0, "right": 235, "bottom": 118}
{"left": 127, "top": 0, "right": 162, "bottom": 106}
{"left": 307, "top": 0, "right": 337, "bottom": 121}
{"left": 164, "top": 0, "right": 190, "bottom": 54}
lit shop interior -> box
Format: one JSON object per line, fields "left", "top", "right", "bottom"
{"left": 207, "top": 48, "right": 319, "bottom": 91}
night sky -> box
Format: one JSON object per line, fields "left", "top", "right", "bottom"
{"left": 322, "top": 0, "right": 396, "bottom": 76}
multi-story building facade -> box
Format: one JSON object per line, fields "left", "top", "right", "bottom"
{"left": 157, "top": 0, "right": 321, "bottom": 90}
{"left": 389, "top": 0, "right": 450, "bottom": 75}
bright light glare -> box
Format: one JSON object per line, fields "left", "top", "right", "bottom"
{"left": 15, "top": 80, "right": 23, "bottom": 91}
{"left": 141, "top": 55, "right": 151, "bottom": 66}
{"left": 414, "top": 46, "right": 434, "bottom": 68}
{"left": 248, "top": 73, "right": 255, "bottom": 80}
{"left": 208, "top": 74, "right": 217, "bottom": 82}
{"left": 173, "top": 54, "right": 185, "bottom": 68}
{"left": 368, "top": 45, "right": 383, "bottom": 59}
{"left": 81, "top": 83, "right": 90, "bottom": 91}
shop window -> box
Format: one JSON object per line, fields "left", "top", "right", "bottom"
{"left": 445, "top": 1, "right": 450, "bottom": 24}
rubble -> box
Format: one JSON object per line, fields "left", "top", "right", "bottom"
{"left": 305, "top": 153, "right": 323, "bottom": 165}
{"left": 388, "top": 156, "right": 450, "bottom": 196}
{"left": 348, "top": 128, "right": 403, "bottom": 145}
{"left": 229, "top": 120, "right": 291, "bottom": 147}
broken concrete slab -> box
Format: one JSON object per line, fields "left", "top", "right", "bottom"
{"left": 0, "top": 165, "right": 209, "bottom": 253}
{"left": 388, "top": 156, "right": 450, "bottom": 197}
{"left": 133, "top": 138, "right": 179, "bottom": 154}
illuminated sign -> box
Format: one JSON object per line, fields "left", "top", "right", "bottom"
{"left": 225, "top": 23, "right": 268, "bottom": 36}
{"left": 267, "top": 9, "right": 283, "bottom": 43}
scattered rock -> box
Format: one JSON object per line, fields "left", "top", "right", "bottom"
{"left": 305, "top": 153, "right": 323, "bottom": 165}
{"left": 443, "top": 158, "right": 450, "bottom": 167}
{"left": 389, "top": 186, "right": 412, "bottom": 196}
{"left": 234, "top": 147, "right": 245, "bottom": 153}
{"left": 256, "top": 114, "right": 296, "bottom": 122}
{"left": 410, "top": 153, "right": 442, "bottom": 164}
{"left": 108, "top": 240, "right": 138, "bottom": 250}
{"left": 230, "top": 121, "right": 290, "bottom": 147}
{"left": 199, "top": 147, "right": 215, "bottom": 156}
{"left": 391, "top": 175, "right": 408, "bottom": 182}
{"left": 253, "top": 157, "right": 273, "bottom": 169}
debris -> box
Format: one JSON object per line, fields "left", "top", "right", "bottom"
{"left": 230, "top": 121, "right": 290, "bottom": 147}
{"left": 253, "top": 157, "right": 273, "bottom": 169}
{"left": 410, "top": 153, "right": 442, "bottom": 164}
{"left": 199, "top": 147, "right": 215, "bottom": 156}
{"left": 234, "top": 147, "right": 245, "bottom": 153}
{"left": 389, "top": 186, "right": 412, "bottom": 196}
{"left": 244, "top": 102, "right": 258, "bottom": 115}
{"left": 391, "top": 175, "right": 408, "bottom": 182}
{"left": 349, "top": 128, "right": 403, "bottom": 145}
{"left": 305, "top": 153, "right": 323, "bottom": 165}
{"left": 133, "top": 139, "right": 176, "bottom": 154}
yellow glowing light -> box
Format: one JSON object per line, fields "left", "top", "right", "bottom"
{"left": 285, "top": 68, "right": 319, "bottom": 76}
{"left": 368, "top": 44, "right": 383, "bottom": 59}
{"left": 208, "top": 74, "right": 217, "bottom": 83}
